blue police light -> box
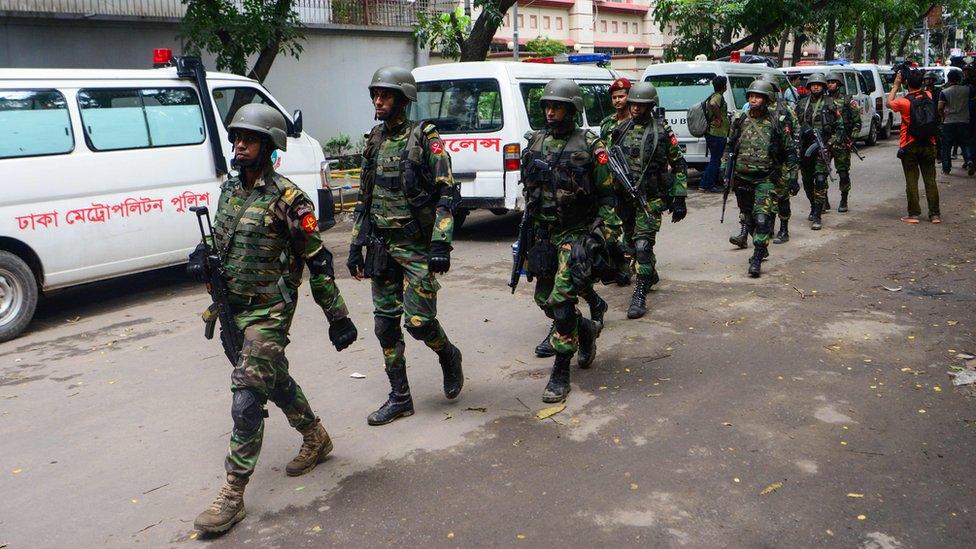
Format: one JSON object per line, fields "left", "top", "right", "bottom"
{"left": 568, "top": 53, "right": 612, "bottom": 64}
{"left": 825, "top": 58, "right": 850, "bottom": 65}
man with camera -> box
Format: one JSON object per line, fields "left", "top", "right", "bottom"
{"left": 887, "top": 69, "right": 941, "bottom": 224}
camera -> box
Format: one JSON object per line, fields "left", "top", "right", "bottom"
{"left": 891, "top": 57, "right": 912, "bottom": 82}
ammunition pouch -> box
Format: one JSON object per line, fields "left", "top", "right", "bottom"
{"left": 527, "top": 239, "right": 558, "bottom": 278}
{"left": 365, "top": 237, "right": 398, "bottom": 280}
{"left": 399, "top": 156, "right": 432, "bottom": 208}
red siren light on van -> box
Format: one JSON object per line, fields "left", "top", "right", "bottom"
{"left": 153, "top": 48, "right": 173, "bottom": 67}
{"left": 730, "top": 50, "right": 742, "bottom": 63}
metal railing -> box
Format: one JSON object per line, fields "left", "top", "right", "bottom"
{"left": 0, "top": 0, "right": 434, "bottom": 28}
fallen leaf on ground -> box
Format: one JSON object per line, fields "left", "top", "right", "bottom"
{"left": 516, "top": 534, "right": 526, "bottom": 540}
{"left": 349, "top": 372, "right": 366, "bottom": 379}
{"left": 847, "top": 493, "right": 864, "bottom": 498}
{"left": 66, "top": 316, "right": 82, "bottom": 323}
{"left": 948, "top": 321, "right": 958, "bottom": 326}
{"left": 447, "top": 532, "right": 455, "bottom": 539}
{"left": 536, "top": 404, "right": 566, "bottom": 420}
{"left": 883, "top": 286, "right": 902, "bottom": 292}
{"left": 312, "top": 525, "right": 322, "bottom": 533}
{"left": 295, "top": 486, "right": 305, "bottom": 491}
{"left": 466, "top": 407, "right": 487, "bottom": 413}
{"left": 722, "top": 422, "right": 733, "bottom": 426}
{"left": 12, "top": 468, "right": 23, "bottom": 474}
{"left": 759, "top": 481, "right": 783, "bottom": 496}
{"left": 857, "top": 514, "right": 867, "bottom": 521}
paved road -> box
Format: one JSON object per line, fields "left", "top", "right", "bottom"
{"left": 2, "top": 139, "right": 974, "bottom": 547}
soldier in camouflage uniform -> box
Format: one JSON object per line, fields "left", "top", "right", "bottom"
{"left": 794, "top": 73, "right": 844, "bottom": 231}
{"left": 191, "top": 104, "right": 359, "bottom": 535}
{"left": 347, "top": 67, "right": 464, "bottom": 426}
{"left": 599, "top": 77, "right": 632, "bottom": 141}
{"left": 826, "top": 71, "right": 861, "bottom": 213}
{"left": 521, "top": 79, "right": 622, "bottom": 403}
{"left": 730, "top": 73, "right": 801, "bottom": 246}
{"left": 609, "top": 82, "right": 688, "bottom": 319}
{"left": 722, "top": 80, "right": 798, "bottom": 277}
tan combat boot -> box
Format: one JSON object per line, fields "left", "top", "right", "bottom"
{"left": 193, "top": 474, "right": 247, "bottom": 534}
{"left": 285, "top": 417, "right": 333, "bottom": 476}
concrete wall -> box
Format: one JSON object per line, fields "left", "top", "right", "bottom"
{"left": 0, "top": 18, "right": 425, "bottom": 145}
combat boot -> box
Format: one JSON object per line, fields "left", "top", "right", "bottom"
{"left": 627, "top": 275, "right": 653, "bottom": 319}
{"left": 838, "top": 191, "right": 849, "bottom": 213}
{"left": 367, "top": 366, "right": 414, "bottom": 426}
{"left": 810, "top": 204, "right": 823, "bottom": 231}
{"left": 577, "top": 317, "right": 598, "bottom": 369}
{"left": 535, "top": 323, "right": 556, "bottom": 358}
{"left": 542, "top": 354, "right": 572, "bottom": 403}
{"left": 583, "top": 292, "right": 608, "bottom": 334}
{"left": 773, "top": 219, "right": 789, "bottom": 244}
{"left": 748, "top": 245, "right": 768, "bottom": 278}
{"left": 194, "top": 474, "right": 247, "bottom": 534}
{"left": 437, "top": 343, "right": 464, "bottom": 400}
{"left": 729, "top": 222, "right": 750, "bottom": 249}
{"left": 286, "top": 418, "right": 333, "bottom": 476}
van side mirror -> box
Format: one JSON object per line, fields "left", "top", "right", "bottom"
{"left": 290, "top": 109, "right": 303, "bottom": 137}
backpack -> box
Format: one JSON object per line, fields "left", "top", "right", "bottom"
{"left": 907, "top": 91, "right": 938, "bottom": 140}
{"left": 687, "top": 95, "right": 711, "bottom": 137}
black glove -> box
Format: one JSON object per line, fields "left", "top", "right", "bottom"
{"left": 788, "top": 177, "right": 800, "bottom": 196}
{"left": 428, "top": 241, "right": 452, "bottom": 274}
{"left": 670, "top": 196, "right": 687, "bottom": 223}
{"left": 347, "top": 244, "right": 365, "bottom": 277}
{"left": 328, "top": 316, "right": 358, "bottom": 351}
{"left": 187, "top": 243, "right": 208, "bottom": 283}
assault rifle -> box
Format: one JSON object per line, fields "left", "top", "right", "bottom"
{"left": 720, "top": 142, "right": 737, "bottom": 224}
{"left": 607, "top": 145, "right": 653, "bottom": 217}
{"left": 189, "top": 206, "right": 243, "bottom": 366}
{"left": 510, "top": 159, "right": 548, "bottom": 293}
{"left": 807, "top": 127, "right": 836, "bottom": 183}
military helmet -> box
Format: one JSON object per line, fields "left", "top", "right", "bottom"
{"left": 540, "top": 79, "right": 585, "bottom": 111}
{"left": 806, "top": 73, "right": 828, "bottom": 87}
{"left": 227, "top": 103, "right": 288, "bottom": 151}
{"left": 745, "top": 79, "right": 776, "bottom": 101}
{"left": 826, "top": 71, "right": 845, "bottom": 84}
{"left": 756, "top": 73, "right": 781, "bottom": 93}
{"left": 627, "top": 82, "right": 659, "bottom": 105}
{"left": 923, "top": 70, "right": 939, "bottom": 81}
{"left": 369, "top": 66, "right": 417, "bottom": 102}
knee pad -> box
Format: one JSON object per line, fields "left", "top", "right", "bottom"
{"left": 405, "top": 318, "right": 439, "bottom": 341}
{"left": 268, "top": 377, "right": 297, "bottom": 409}
{"left": 734, "top": 186, "right": 752, "bottom": 208}
{"left": 839, "top": 171, "right": 851, "bottom": 186}
{"left": 754, "top": 213, "right": 773, "bottom": 235}
{"left": 374, "top": 315, "right": 402, "bottom": 348}
{"left": 633, "top": 239, "right": 654, "bottom": 265}
{"left": 551, "top": 302, "right": 577, "bottom": 336}
{"left": 814, "top": 174, "right": 827, "bottom": 189}
{"left": 231, "top": 388, "right": 265, "bottom": 438}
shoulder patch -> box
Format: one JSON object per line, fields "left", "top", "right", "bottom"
{"left": 430, "top": 139, "right": 444, "bottom": 155}
{"left": 300, "top": 213, "right": 318, "bottom": 234}
{"left": 595, "top": 148, "right": 609, "bottom": 165}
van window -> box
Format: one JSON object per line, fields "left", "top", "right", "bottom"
{"left": 880, "top": 71, "right": 894, "bottom": 92}
{"left": 519, "top": 83, "right": 583, "bottom": 130}
{"left": 728, "top": 76, "right": 756, "bottom": 109}
{"left": 414, "top": 79, "right": 503, "bottom": 133}
{"left": 579, "top": 83, "right": 614, "bottom": 126}
{"left": 844, "top": 73, "right": 860, "bottom": 94}
{"left": 0, "top": 89, "right": 73, "bottom": 159}
{"left": 213, "top": 87, "right": 278, "bottom": 127}
{"left": 78, "top": 88, "right": 204, "bottom": 151}
{"left": 859, "top": 70, "right": 877, "bottom": 93}
{"left": 643, "top": 73, "right": 715, "bottom": 111}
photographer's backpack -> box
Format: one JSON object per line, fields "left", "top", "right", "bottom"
{"left": 907, "top": 91, "right": 938, "bottom": 141}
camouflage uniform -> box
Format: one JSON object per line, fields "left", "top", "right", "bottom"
{"left": 794, "top": 94, "right": 844, "bottom": 211}
{"left": 828, "top": 87, "right": 861, "bottom": 199}
{"left": 213, "top": 170, "right": 349, "bottom": 478}
{"left": 599, "top": 113, "right": 625, "bottom": 142}
{"left": 611, "top": 116, "right": 688, "bottom": 279}
{"left": 723, "top": 99, "right": 798, "bottom": 276}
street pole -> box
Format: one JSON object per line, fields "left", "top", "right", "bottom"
{"left": 513, "top": 3, "right": 520, "bottom": 61}
{"left": 923, "top": 16, "right": 930, "bottom": 66}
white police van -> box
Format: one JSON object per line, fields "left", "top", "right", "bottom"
{"left": 779, "top": 64, "right": 880, "bottom": 145}
{"left": 0, "top": 50, "right": 328, "bottom": 342}
{"left": 412, "top": 58, "right": 619, "bottom": 224}
{"left": 641, "top": 61, "right": 794, "bottom": 172}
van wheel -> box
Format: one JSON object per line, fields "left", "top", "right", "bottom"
{"left": 880, "top": 115, "right": 892, "bottom": 139}
{"left": 864, "top": 121, "right": 878, "bottom": 146}
{"left": 0, "top": 251, "right": 38, "bottom": 343}
{"left": 454, "top": 208, "right": 470, "bottom": 231}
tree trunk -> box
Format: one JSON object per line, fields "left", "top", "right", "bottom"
{"left": 459, "top": 0, "right": 517, "bottom": 62}
{"left": 869, "top": 23, "right": 880, "bottom": 63}
{"left": 897, "top": 27, "right": 913, "bottom": 57}
{"left": 777, "top": 27, "right": 790, "bottom": 66}
{"left": 852, "top": 25, "right": 865, "bottom": 62}
{"left": 791, "top": 29, "right": 807, "bottom": 66}
{"left": 245, "top": 0, "right": 293, "bottom": 83}
{"left": 823, "top": 16, "right": 837, "bottom": 61}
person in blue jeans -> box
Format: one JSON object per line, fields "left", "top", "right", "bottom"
{"left": 701, "top": 76, "right": 729, "bottom": 192}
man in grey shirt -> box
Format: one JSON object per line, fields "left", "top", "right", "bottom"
{"left": 938, "top": 69, "right": 974, "bottom": 175}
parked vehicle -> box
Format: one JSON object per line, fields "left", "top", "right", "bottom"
{"left": 849, "top": 63, "right": 902, "bottom": 139}
{"left": 641, "top": 61, "right": 794, "bottom": 172}
{"left": 0, "top": 51, "right": 326, "bottom": 341}
{"left": 411, "top": 60, "right": 619, "bottom": 223}
{"left": 780, "top": 64, "right": 881, "bottom": 145}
